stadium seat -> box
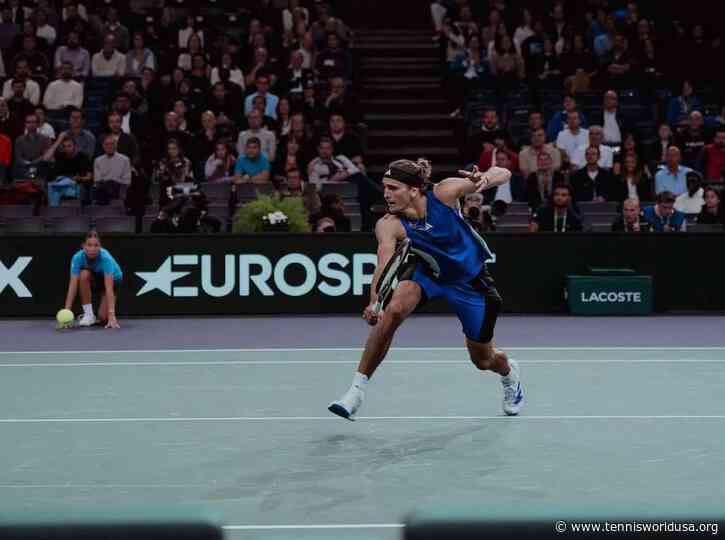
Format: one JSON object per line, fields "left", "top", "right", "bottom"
{"left": 49, "top": 215, "right": 92, "bottom": 233}
{"left": 41, "top": 206, "right": 82, "bottom": 219}
{"left": 93, "top": 217, "right": 135, "bottom": 233}
{"left": 85, "top": 205, "right": 124, "bottom": 218}
{"left": 202, "top": 182, "right": 232, "bottom": 202}
{"left": 320, "top": 183, "right": 359, "bottom": 199}
{"left": 578, "top": 202, "right": 619, "bottom": 214}
{"left": 0, "top": 205, "right": 35, "bottom": 219}
{"left": 2, "top": 217, "right": 45, "bottom": 233}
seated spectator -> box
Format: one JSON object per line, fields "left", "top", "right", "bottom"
{"left": 447, "top": 34, "right": 487, "bottom": 115}
{"left": 91, "top": 34, "right": 126, "bottom": 78}
{"left": 6, "top": 79, "right": 34, "bottom": 122}
{"left": 102, "top": 7, "right": 129, "bottom": 53}
{"left": 529, "top": 183, "right": 583, "bottom": 232}
{"left": 599, "top": 34, "right": 633, "bottom": 89}
{"left": 525, "top": 151, "right": 566, "bottom": 210}
{"left": 2, "top": 59, "right": 41, "bottom": 105}
{"left": 237, "top": 109, "right": 277, "bottom": 162}
{"left": 556, "top": 111, "right": 589, "bottom": 162}
{"left": 611, "top": 198, "right": 648, "bottom": 232}
{"left": 244, "top": 73, "right": 279, "bottom": 119}
{"left": 97, "top": 112, "right": 140, "bottom": 169}
{"left": 697, "top": 127, "right": 725, "bottom": 182}
{"left": 519, "top": 127, "right": 562, "bottom": 177}
{"left": 245, "top": 47, "right": 279, "bottom": 90}
{"left": 655, "top": 146, "right": 691, "bottom": 196}
{"left": 274, "top": 137, "right": 307, "bottom": 184}
{"left": 35, "top": 10, "right": 57, "bottom": 47}
{"left": 531, "top": 37, "right": 562, "bottom": 86}
{"left": 13, "top": 35, "right": 50, "bottom": 79}
{"left": 489, "top": 34, "right": 525, "bottom": 101}
{"left": 59, "top": 107, "right": 95, "bottom": 159}
{"left": 674, "top": 172, "right": 705, "bottom": 214}
{"left": 546, "top": 95, "right": 588, "bottom": 142}
{"left": 281, "top": 50, "right": 313, "bottom": 104}
{"left": 316, "top": 32, "right": 351, "bottom": 81}
{"left": 205, "top": 82, "right": 241, "bottom": 127}
{"left": 613, "top": 133, "right": 650, "bottom": 177}
{"left": 93, "top": 135, "right": 131, "bottom": 204}
{"left": 248, "top": 95, "right": 277, "bottom": 132}
{"left": 279, "top": 168, "right": 306, "bottom": 197}
{"left": 210, "top": 53, "right": 245, "bottom": 91}
{"left": 570, "top": 146, "right": 615, "bottom": 202}
{"left": 275, "top": 98, "right": 293, "bottom": 139}
{"left": 560, "top": 33, "right": 597, "bottom": 87}
{"left": 465, "top": 109, "right": 509, "bottom": 165}
{"left": 515, "top": 111, "right": 545, "bottom": 148}
{"left": 697, "top": 187, "right": 725, "bottom": 224}
{"left": 611, "top": 153, "right": 653, "bottom": 203}
{"left": 591, "top": 90, "right": 630, "bottom": 146}
{"left": 12, "top": 112, "right": 51, "bottom": 179}
{"left": 154, "top": 139, "right": 195, "bottom": 207}
{"left": 53, "top": 31, "right": 89, "bottom": 78}
{"left": 233, "top": 137, "right": 271, "bottom": 186}
{"left": 327, "top": 113, "right": 365, "bottom": 173}
{"left": 642, "top": 191, "right": 687, "bottom": 232}
{"left": 477, "top": 134, "right": 519, "bottom": 174}
{"left": 110, "top": 92, "right": 144, "bottom": 137}
{"left": 675, "top": 111, "right": 711, "bottom": 168}
{"left": 647, "top": 123, "right": 674, "bottom": 170}
{"left": 157, "top": 111, "right": 192, "bottom": 160}
{"left": 486, "top": 151, "right": 522, "bottom": 206}
{"left": 125, "top": 32, "right": 156, "bottom": 78}
{"left": 33, "top": 105, "right": 55, "bottom": 140}
{"left": 177, "top": 33, "right": 205, "bottom": 73}
{"left": 310, "top": 192, "right": 351, "bottom": 232}
{"left": 324, "top": 76, "right": 364, "bottom": 127}
{"left": 0, "top": 133, "right": 11, "bottom": 182}
{"left": 121, "top": 79, "right": 148, "bottom": 116}
{"left": 300, "top": 81, "right": 327, "bottom": 129}
{"left": 666, "top": 80, "right": 701, "bottom": 127}
{"left": 42, "top": 62, "right": 83, "bottom": 111}
{"left": 46, "top": 136, "right": 92, "bottom": 206}
{"left": 178, "top": 15, "right": 204, "bottom": 50}
{"left": 205, "top": 141, "right": 235, "bottom": 183}
{"left": 570, "top": 125, "right": 615, "bottom": 170}
{"left": 187, "top": 54, "right": 211, "bottom": 96}
{"left": 0, "top": 98, "right": 22, "bottom": 142}
{"left": 172, "top": 99, "right": 194, "bottom": 133}
{"left": 279, "top": 113, "right": 316, "bottom": 168}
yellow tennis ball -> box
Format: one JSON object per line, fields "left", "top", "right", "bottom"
{"left": 56, "top": 309, "right": 74, "bottom": 326}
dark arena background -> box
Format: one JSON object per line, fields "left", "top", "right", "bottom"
{"left": 1, "top": 1, "right": 725, "bottom": 538}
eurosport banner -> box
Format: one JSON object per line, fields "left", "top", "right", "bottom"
{"left": 2, "top": 233, "right": 725, "bottom": 316}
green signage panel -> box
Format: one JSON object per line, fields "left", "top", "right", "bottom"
{"left": 566, "top": 275, "right": 653, "bottom": 315}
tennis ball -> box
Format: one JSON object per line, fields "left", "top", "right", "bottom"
{"left": 56, "top": 309, "right": 74, "bottom": 326}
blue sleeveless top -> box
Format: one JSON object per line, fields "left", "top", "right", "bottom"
{"left": 399, "top": 191, "right": 494, "bottom": 285}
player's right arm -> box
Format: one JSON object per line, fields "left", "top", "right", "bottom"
{"left": 64, "top": 252, "right": 81, "bottom": 311}
{"left": 363, "top": 215, "right": 405, "bottom": 325}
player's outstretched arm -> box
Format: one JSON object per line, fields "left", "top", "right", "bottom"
{"left": 434, "top": 166, "right": 511, "bottom": 207}
{"left": 363, "top": 216, "right": 404, "bottom": 325}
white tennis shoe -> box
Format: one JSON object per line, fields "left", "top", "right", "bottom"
{"left": 502, "top": 359, "right": 524, "bottom": 416}
{"left": 328, "top": 386, "right": 364, "bottom": 421}
{"left": 78, "top": 313, "right": 97, "bottom": 327}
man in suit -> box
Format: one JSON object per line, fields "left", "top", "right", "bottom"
{"left": 570, "top": 146, "right": 615, "bottom": 202}
{"left": 590, "top": 90, "right": 631, "bottom": 146}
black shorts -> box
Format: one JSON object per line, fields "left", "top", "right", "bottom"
{"left": 91, "top": 273, "right": 122, "bottom": 295}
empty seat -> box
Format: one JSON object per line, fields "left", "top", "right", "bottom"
{"left": 3, "top": 217, "right": 45, "bottom": 233}
{"left": 85, "top": 205, "right": 124, "bottom": 218}
{"left": 578, "top": 202, "right": 619, "bottom": 214}
{"left": 94, "top": 217, "right": 135, "bottom": 233}
{"left": 0, "top": 205, "right": 35, "bottom": 219}
{"left": 320, "top": 182, "right": 358, "bottom": 199}
{"left": 49, "top": 215, "right": 92, "bottom": 233}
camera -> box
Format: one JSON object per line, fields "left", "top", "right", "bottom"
{"left": 468, "top": 206, "right": 481, "bottom": 220}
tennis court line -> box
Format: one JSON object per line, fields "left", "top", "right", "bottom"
{"left": 1, "top": 346, "right": 725, "bottom": 354}
{"left": 2, "top": 358, "right": 725, "bottom": 368}
{"left": 1, "top": 415, "right": 725, "bottom": 424}
{"left": 222, "top": 524, "right": 404, "bottom": 531}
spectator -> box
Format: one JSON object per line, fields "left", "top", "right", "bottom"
{"left": 60, "top": 108, "right": 95, "bottom": 159}
{"left": 245, "top": 47, "right": 277, "bottom": 90}
{"left": 327, "top": 113, "right": 365, "bottom": 173}
{"left": 560, "top": 33, "right": 597, "bottom": 87}
{"left": 53, "top": 31, "right": 89, "bottom": 78}
{"left": 125, "top": 32, "right": 155, "bottom": 78}
{"left": 477, "top": 134, "right": 519, "bottom": 174}
{"left": 555, "top": 111, "right": 589, "bottom": 162}
{"left": 249, "top": 95, "right": 277, "bottom": 131}
{"left": 12, "top": 34, "right": 50, "bottom": 78}
{"left": 674, "top": 172, "right": 705, "bottom": 214}
{"left": 696, "top": 187, "right": 725, "bottom": 225}
{"left": 300, "top": 81, "right": 327, "bottom": 128}
{"left": 154, "top": 139, "right": 195, "bottom": 207}
{"left": 591, "top": 90, "right": 629, "bottom": 146}
{"left": 12, "top": 112, "right": 51, "bottom": 179}
{"left": 647, "top": 123, "right": 674, "bottom": 169}
{"left": 642, "top": 191, "right": 686, "bottom": 232}
{"left": 655, "top": 146, "right": 691, "bottom": 196}
{"left": 489, "top": 34, "right": 524, "bottom": 100}
{"left": 205, "top": 141, "right": 234, "bottom": 183}
{"left": 210, "top": 52, "right": 245, "bottom": 91}
{"left": 697, "top": 127, "right": 725, "bottom": 182}
{"left": 612, "top": 153, "right": 653, "bottom": 203}
{"left": 521, "top": 17, "right": 546, "bottom": 80}
{"left": 237, "top": 109, "right": 277, "bottom": 162}
{"left": 33, "top": 105, "right": 54, "bottom": 140}
{"left": 667, "top": 80, "right": 701, "bottom": 127}
{"left": 2, "top": 59, "right": 40, "bottom": 105}
{"left": 546, "top": 95, "right": 588, "bottom": 142}
{"left": 233, "top": 137, "right": 271, "bottom": 186}
{"left": 205, "top": 82, "right": 241, "bottom": 127}
{"left": 531, "top": 37, "right": 562, "bottom": 86}
{"left": 244, "top": 73, "right": 279, "bottom": 119}
{"left": 570, "top": 146, "right": 615, "bottom": 202}
{"left": 178, "top": 15, "right": 203, "bottom": 50}
{"left": 121, "top": 79, "right": 148, "bottom": 117}
{"left": 275, "top": 98, "right": 293, "bottom": 139}
{"left": 42, "top": 62, "right": 83, "bottom": 111}
{"left": 593, "top": 14, "right": 616, "bottom": 58}
{"left": 6, "top": 79, "right": 34, "bottom": 122}
{"left": 316, "top": 32, "right": 351, "bottom": 81}
{"left": 111, "top": 92, "right": 143, "bottom": 137}
{"left": 0, "top": 7, "right": 19, "bottom": 51}
{"left": 91, "top": 34, "right": 126, "bottom": 78}
{"left": 97, "top": 112, "right": 140, "bottom": 168}
{"left": 102, "top": 7, "right": 129, "bottom": 52}
{"left": 675, "top": 111, "right": 710, "bottom": 168}
{"left": 600, "top": 34, "right": 633, "bottom": 89}
{"left": 280, "top": 50, "right": 312, "bottom": 104}
{"left": 279, "top": 113, "right": 315, "bottom": 168}
{"left": 93, "top": 135, "right": 131, "bottom": 203}
{"left": 158, "top": 111, "right": 191, "bottom": 159}
{"left": 488, "top": 150, "right": 522, "bottom": 206}
{"left": 46, "top": 136, "right": 91, "bottom": 206}
{"left": 512, "top": 8, "right": 534, "bottom": 55}
{"left": 310, "top": 192, "right": 351, "bottom": 232}
{"left": 0, "top": 98, "right": 21, "bottom": 142}
{"left": 279, "top": 167, "right": 305, "bottom": 196}
{"left": 172, "top": 99, "right": 192, "bottom": 133}
{"left": 613, "top": 132, "right": 649, "bottom": 176}
{"left": 465, "top": 109, "right": 508, "bottom": 165}
{"left": 325, "top": 76, "right": 364, "bottom": 127}
{"left": 525, "top": 151, "right": 566, "bottom": 210}
{"left": 177, "top": 33, "right": 206, "bottom": 73}
{"left": 519, "top": 127, "right": 562, "bottom": 177}
{"left": 611, "top": 198, "right": 648, "bottom": 232}
{"left": 570, "top": 125, "right": 615, "bottom": 170}
{"left": 530, "top": 183, "right": 583, "bottom": 232}
{"left": 0, "top": 132, "right": 11, "bottom": 181}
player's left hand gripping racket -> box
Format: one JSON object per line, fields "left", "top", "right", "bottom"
{"left": 372, "top": 238, "right": 412, "bottom": 317}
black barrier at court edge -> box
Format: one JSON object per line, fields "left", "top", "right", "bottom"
{"left": 1, "top": 233, "right": 725, "bottom": 317}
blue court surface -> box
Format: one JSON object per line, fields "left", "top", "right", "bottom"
{"left": 1, "top": 315, "right": 724, "bottom": 539}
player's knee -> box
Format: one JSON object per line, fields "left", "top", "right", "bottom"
{"left": 385, "top": 300, "right": 407, "bottom": 325}
{"left": 79, "top": 270, "right": 92, "bottom": 281}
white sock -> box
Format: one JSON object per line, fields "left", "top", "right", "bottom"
{"left": 501, "top": 363, "right": 516, "bottom": 385}
{"left": 82, "top": 304, "right": 94, "bottom": 317}
{"left": 351, "top": 372, "right": 369, "bottom": 392}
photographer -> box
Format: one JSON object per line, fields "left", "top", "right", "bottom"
{"left": 462, "top": 192, "right": 495, "bottom": 233}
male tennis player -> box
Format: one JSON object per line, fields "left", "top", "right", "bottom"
{"left": 63, "top": 230, "right": 123, "bottom": 328}
{"left": 329, "top": 159, "right": 523, "bottom": 420}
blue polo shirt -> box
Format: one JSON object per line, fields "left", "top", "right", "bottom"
{"left": 71, "top": 248, "right": 123, "bottom": 282}
{"left": 655, "top": 165, "right": 691, "bottom": 196}
{"left": 642, "top": 205, "right": 686, "bottom": 232}
{"left": 234, "top": 154, "right": 271, "bottom": 177}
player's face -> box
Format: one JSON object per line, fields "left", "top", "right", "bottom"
{"left": 383, "top": 179, "right": 413, "bottom": 214}
{"left": 83, "top": 238, "right": 100, "bottom": 259}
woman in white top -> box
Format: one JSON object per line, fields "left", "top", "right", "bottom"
{"left": 35, "top": 10, "right": 57, "bottom": 46}
{"left": 513, "top": 8, "right": 534, "bottom": 55}
{"left": 210, "top": 53, "right": 245, "bottom": 90}
{"left": 674, "top": 172, "right": 705, "bottom": 215}
{"left": 283, "top": 0, "right": 309, "bottom": 33}
{"left": 126, "top": 32, "right": 156, "bottom": 78}
{"left": 205, "top": 141, "right": 235, "bottom": 183}
{"left": 178, "top": 15, "right": 204, "bottom": 49}
{"left": 177, "top": 33, "right": 205, "bottom": 73}
{"left": 34, "top": 105, "right": 55, "bottom": 140}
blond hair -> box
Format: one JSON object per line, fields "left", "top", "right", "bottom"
{"left": 386, "top": 158, "right": 432, "bottom": 185}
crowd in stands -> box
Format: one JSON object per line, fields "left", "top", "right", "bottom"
{"left": 433, "top": 0, "right": 725, "bottom": 232}
{"left": 0, "top": 0, "right": 375, "bottom": 233}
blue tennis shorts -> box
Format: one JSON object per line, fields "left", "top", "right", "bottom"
{"left": 408, "top": 267, "right": 502, "bottom": 343}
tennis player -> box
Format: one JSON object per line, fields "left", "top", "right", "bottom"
{"left": 63, "top": 230, "right": 123, "bottom": 328}
{"left": 329, "top": 159, "right": 523, "bottom": 419}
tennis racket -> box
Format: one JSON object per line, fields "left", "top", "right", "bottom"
{"left": 372, "top": 238, "right": 412, "bottom": 317}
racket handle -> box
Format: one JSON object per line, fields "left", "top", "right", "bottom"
{"left": 372, "top": 299, "right": 382, "bottom": 316}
